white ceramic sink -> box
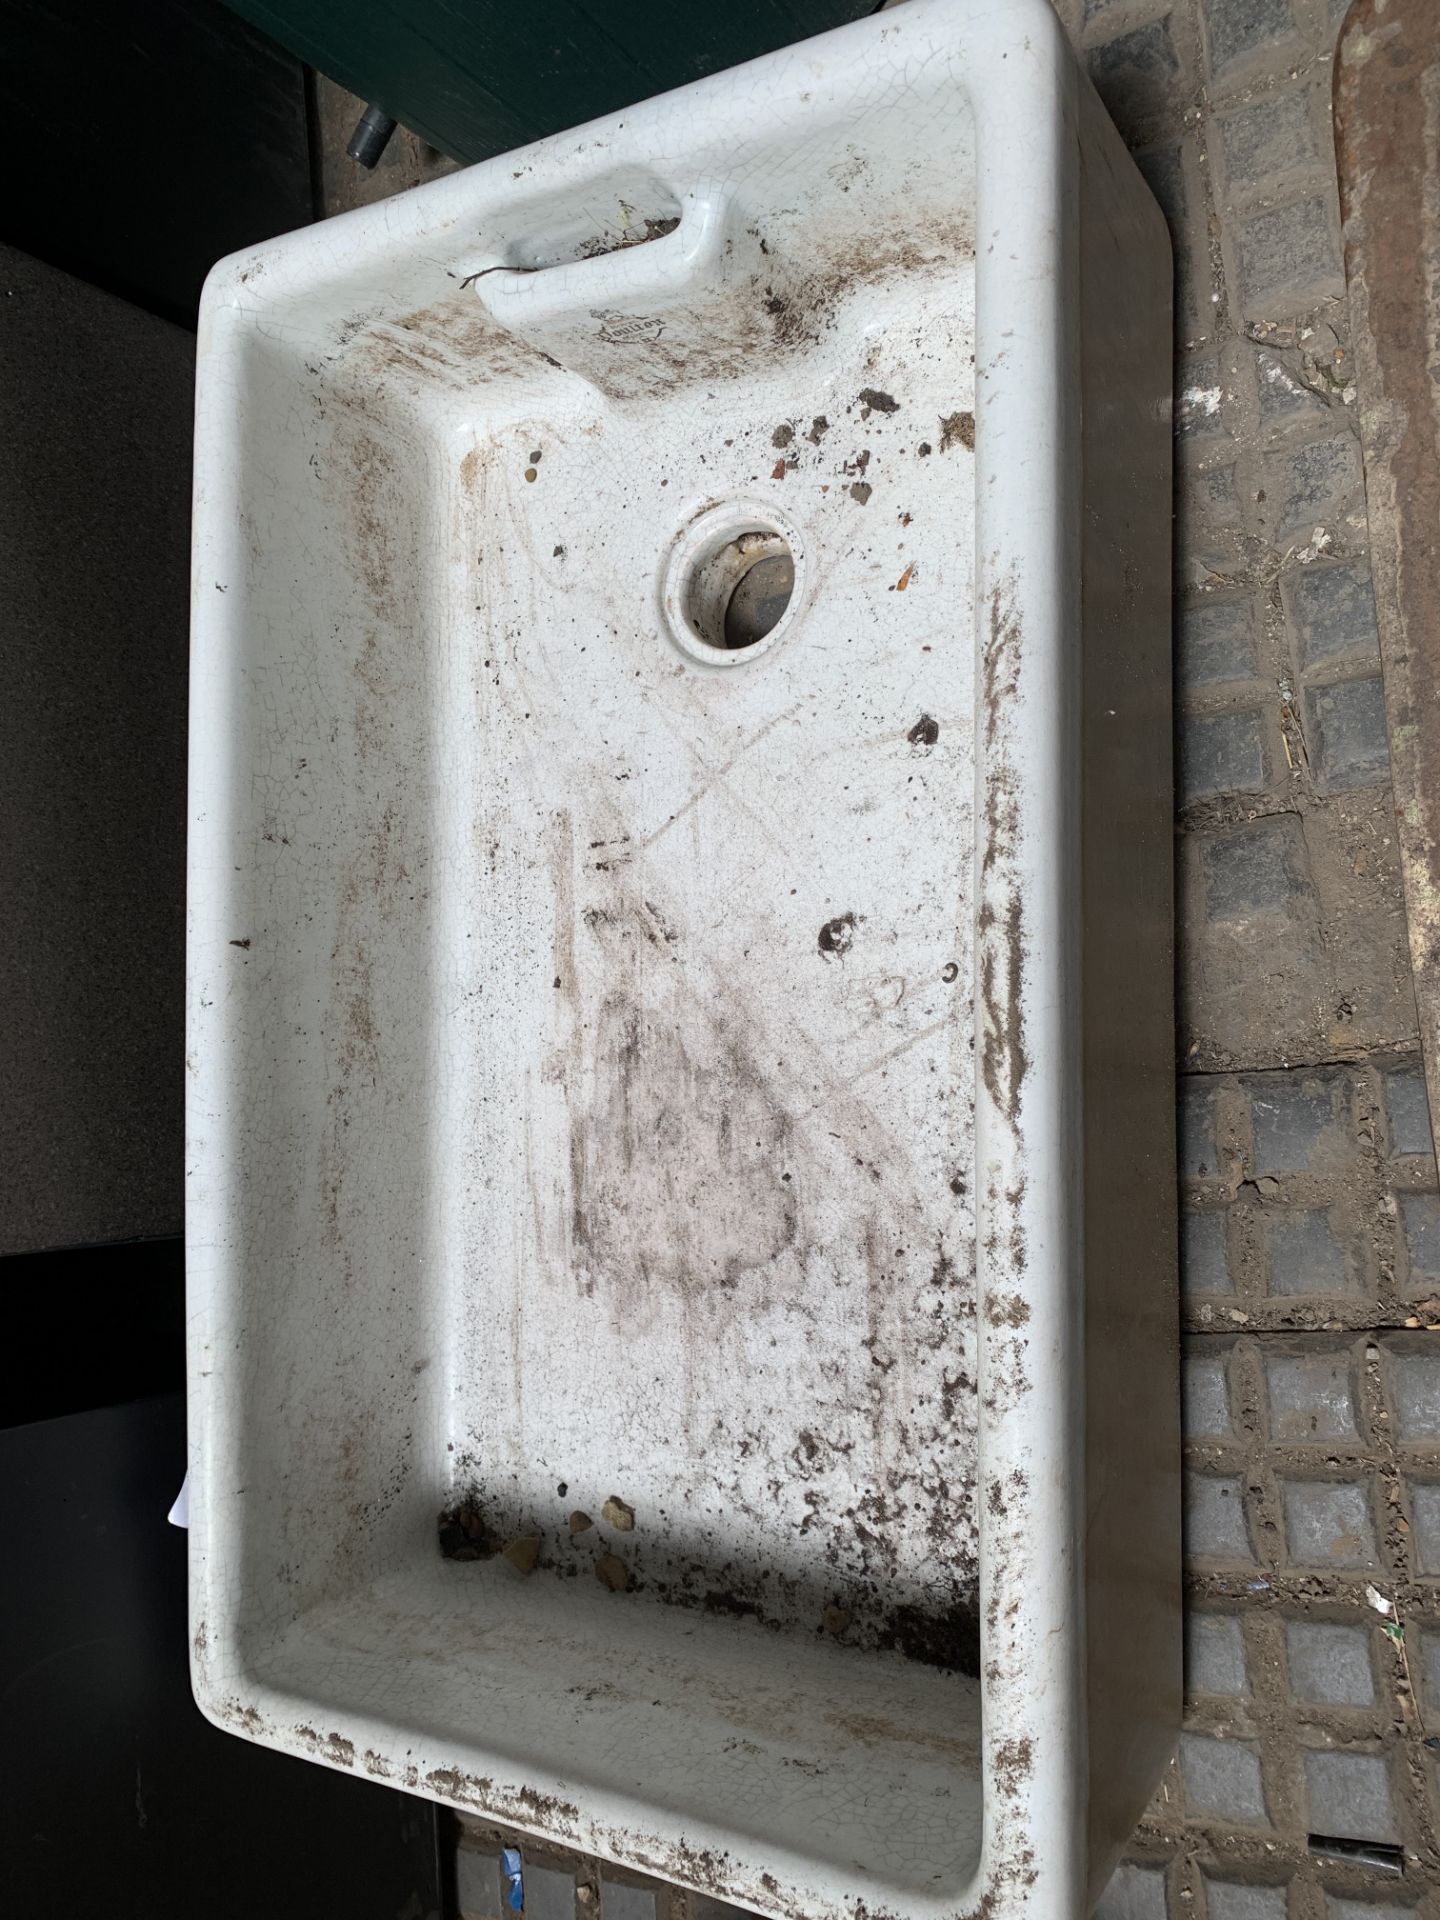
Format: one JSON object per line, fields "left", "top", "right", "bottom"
{"left": 187, "top": 2, "right": 1177, "bottom": 1913}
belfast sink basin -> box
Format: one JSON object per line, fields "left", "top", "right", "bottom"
{"left": 186, "top": 1, "right": 1177, "bottom": 1913}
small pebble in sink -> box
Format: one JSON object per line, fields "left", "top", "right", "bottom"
{"left": 503, "top": 1534, "right": 542, "bottom": 1575}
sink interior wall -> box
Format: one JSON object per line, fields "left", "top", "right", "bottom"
{"left": 194, "top": 336, "right": 451, "bottom": 1644}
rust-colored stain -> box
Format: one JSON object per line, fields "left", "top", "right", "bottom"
{"left": 1335, "top": 0, "right": 1440, "bottom": 1137}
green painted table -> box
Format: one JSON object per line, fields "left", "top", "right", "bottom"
{"left": 224, "top": 0, "right": 877, "bottom": 164}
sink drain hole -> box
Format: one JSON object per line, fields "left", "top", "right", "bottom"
{"left": 683, "top": 530, "right": 795, "bottom": 653}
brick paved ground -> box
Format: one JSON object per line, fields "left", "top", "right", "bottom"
{"left": 1062, "top": 0, "right": 1440, "bottom": 1913}
{"left": 321, "top": 0, "right": 1440, "bottom": 1910}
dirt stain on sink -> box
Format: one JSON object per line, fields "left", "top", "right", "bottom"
{"left": 568, "top": 983, "right": 801, "bottom": 1302}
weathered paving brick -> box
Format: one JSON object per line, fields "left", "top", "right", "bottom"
{"left": 603, "top": 1883, "right": 658, "bottom": 1920}
{"left": 1422, "top": 1631, "right": 1440, "bottom": 1712}
{"left": 1178, "top": 365, "right": 1228, "bottom": 447}
{"left": 1285, "top": 1620, "right": 1377, "bottom": 1706}
{"left": 457, "top": 1850, "right": 503, "bottom": 1920}
{"left": 1235, "top": 197, "right": 1343, "bottom": 319}
{"left": 1269, "top": 432, "right": 1363, "bottom": 538}
{"left": 1279, "top": 1478, "right": 1378, "bottom": 1570}
{"left": 1204, "top": 1880, "right": 1289, "bottom": 1920}
{"left": 1202, "top": 816, "right": 1310, "bottom": 920}
{"left": 1303, "top": 1749, "right": 1399, "bottom": 1843}
{"left": 1181, "top": 709, "right": 1268, "bottom": 803}
{"left": 1218, "top": 89, "right": 1317, "bottom": 195}
{"left": 1186, "top": 1349, "right": 1235, "bottom": 1440}
{"left": 1188, "top": 1611, "right": 1249, "bottom": 1696}
{"left": 1187, "top": 1469, "right": 1254, "bottom": 1562}
{"left": 523, "top": 1865, "right": 579, "bottom": 1920}
{"left": 1408, "top": 1481, "right": 1440, "bottom": 1575}
{"left": 1265, "top": 1209, "right": 1351, "bottom": 1297}
{"left": 1399, "top": 1193, "right": 1440, "bottom": 1292}
{"left": 1283, "top": 559, "right": 1381, "bottom": 670}
{"left": 1190, "top": 457, "right": 1243, "bottom": 531}
{"left": 694, "top": 1901, "right": 746, "bottom": 1920}
{"left": 1265, "top": 1352, "right": 1357, "bottom": 1443}
{"left": 1179, "top": 596, "right": 1259, "bottom": 688}
{"left": 1388, "top": 1348, "right": 1440, "bottom": 1444}
{"left": 1095, "top": 1862, "right": 1169, "bottom": 1920}
{"left": 1304, "top": 675, "right": 1392, "bottom": 792}
{"left": 1180, "top": 1731, "right": 1269, "bottom": 1824}
{"left": 1250, "top": 1071, "right": 1343, "bottom": 1174}
{"left": 1203, "top": 0, "right": 1300, "bottom": 75}
{"left": 1328, "top": 1899, "right": 1415, "bottom": 1920}
{"left": 1384, "top": 1063, "right": 1435, "bottom": 1158}
{"left": 1181, "top": 1082, "right": 1220, "bottom": 1177}
{"left": 1255, "top": 345, "right": 1331, "bottom": 429}
{"left": 1089, "top": 19, "right": 1182, "bottom": 145}
{"left": 1185, "top": 817, "right": 1329, "bottom": 1061}
{"left": 1183, "top": 1211, "right": 1233, "bottom": 1294}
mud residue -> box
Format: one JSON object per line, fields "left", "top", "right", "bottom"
{"left": 827, "top": 1706, "right": 980, "bottom": 1766}
{"left": 877, "top": 1597, "right": 982, "bottom": 1675}
{"left": 992, "top": 1733, "right": 1034, "bottom": 1799}
{"left": 818, "top": 912, "right": 857, "bottom": 956}
{"left": 568, "top": 989, "right": 799, "bottom": 1298}
{"left": 939, "top": 410, "right": 975, "bottom": 452}
{"left": 979, "top": 896, "right": 1028, "bottom": 1134}
{"left": 978, "top": 583, "right": 1029, "bottom": 1132}
{"left": 343, "top": 426, "right": 403, "bottom": 619}
{"left": 439, "top": 1498, "right": 503, "bottom": 1560}
{"left": 760, "top": 219, "right": 974, "bottom": 357}
{"left": 574, "top": 215, "right": 680, "bottom": 259}
{"left": 704, "top": 1588, "right": 762, "bottom": 1621}
{"left": 352, "top": 299, "right": 567, "bottom": 395}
